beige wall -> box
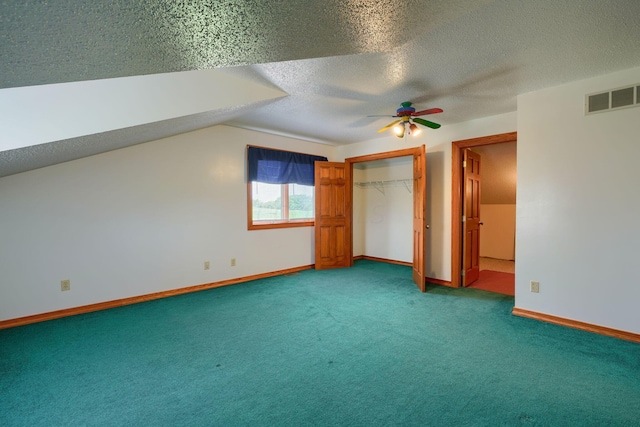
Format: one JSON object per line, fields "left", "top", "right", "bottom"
{"left": 472, "top": 142, "right": 517, "bottom": 260}
{"left": 472, "top": 143, "right": 517, "bottom": 205}
{"left": 480, "top": 204, "right": 516, "bottom": 260}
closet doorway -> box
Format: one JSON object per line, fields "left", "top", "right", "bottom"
{"left": 344, "top": 146, "right": 426, "bottom": 291}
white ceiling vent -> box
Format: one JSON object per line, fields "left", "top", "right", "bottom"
{"left": 586, "top": 84, "right": 639, "bottom": 115}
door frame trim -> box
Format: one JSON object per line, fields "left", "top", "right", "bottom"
{"left": 345, "top": 146, "right": 425, "bottom": 271}
{"left": 451, "top": 132, "right": 517, "bottom": 288}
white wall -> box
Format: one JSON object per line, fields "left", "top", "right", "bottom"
{"left": 516, "top": 66, "right": 640, "bottom": 334}
{"left": 352, "top": 161, "right": 413, "bottom": 262}
{"left": 0, "top": 126, "right": 332, "bottom": 321}
{"left": 337, "top": 111, "right": 517, "bottom": 281}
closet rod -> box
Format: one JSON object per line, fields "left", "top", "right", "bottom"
{"left": 353, "top": 179, "right": 412, "bottom": 194}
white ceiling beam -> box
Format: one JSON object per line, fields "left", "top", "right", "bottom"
{"left": 0, "top": 69, "right": 287, "bottom": 152}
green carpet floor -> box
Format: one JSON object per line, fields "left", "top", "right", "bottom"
{"left": 1, "top": 260, "right": 639, "bottom": 426}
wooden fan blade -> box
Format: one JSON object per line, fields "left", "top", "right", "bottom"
{"left": 377, "top": 119, "right": 401, "bottom": 133}
{"left": 411, "top": 108, "right": 443, "bottom": 116}
{"left": 413, "top": 117, "right": 441, "bottom": 129}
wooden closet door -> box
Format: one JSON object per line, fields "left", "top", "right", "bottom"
{"left": 412, "top": 146, "right": 427, "bottom": 292}
{"left": 314, "top": 162, "right": 351, "bottom": 270}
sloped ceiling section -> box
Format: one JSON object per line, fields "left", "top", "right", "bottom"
{"left": 0, "top": 0, "right": 481, "bottom": 89}
{"left": 0, "top": 69, "right": 286, "bottom": 151}
{"left": 0, "top": 69, "right": 286, "bottom": 178}
{"left": 0, "top": 99, "right": 277, "bottom": 179}
{"left": 2, "top": 0, "right": 640, "bottom": 177}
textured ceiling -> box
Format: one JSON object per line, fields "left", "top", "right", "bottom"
{"left": 0, "top": 0, "right": 480, "bottom": 89}
{"left": 2, "top": 0, "right": 640, "bottom": 177}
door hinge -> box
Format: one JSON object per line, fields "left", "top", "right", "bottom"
{"left": 462, "top": 160, "right": 467, "bottom": 168}
{"left": 461, "top": 269, "right": 466, "bottom": 277}
{"left": 462, "top": 215, "right": 466, "bottom": 223}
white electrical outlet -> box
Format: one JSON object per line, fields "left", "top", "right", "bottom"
{"left": 231, "top": 258, "right": 236, "bottom": 267}
{"left": 61, "top": 279, "right": 71, "bottom": 291}
{"left": 530, "top": 281, "right": 540, "bottom": 293}
{"left": 204, "top": 261, "right": 210, "bottom": 270}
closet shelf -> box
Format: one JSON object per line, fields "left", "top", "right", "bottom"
{"left": 353, "top": 179, "right": 412, "bottom": 194}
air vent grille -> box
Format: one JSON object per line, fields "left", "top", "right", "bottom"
{"left": 588, "top": 92, "right": 609, "bottom": 112}
{"left": 586, "top": 84, "right": 640, "bottom": 115}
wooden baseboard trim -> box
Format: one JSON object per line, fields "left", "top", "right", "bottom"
{"left": 0, "top": 264, "right": 315, "bottom": 330}
{"left": 354, "top": 255, "right": 412, "bottom": 267}
{"left": 512, "top": 307, "right": 640, "bottom": 344}
{"left": 353, "top": 256, "right": 453, "bottom": 287}
{"left": 425, "top": 277, "right": 454, "bottom": 287}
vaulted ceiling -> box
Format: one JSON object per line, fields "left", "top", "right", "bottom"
{"left": 2, "top": 0, "right": 640, "bottom": 177}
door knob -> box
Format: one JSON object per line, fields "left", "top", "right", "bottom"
{"left": 479, "top": 222, "right": 484, "bottom": 226}
{"left": 426, "top": 224, "right": 430, "bottom": 229}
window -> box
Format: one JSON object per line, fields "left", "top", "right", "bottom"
{"left": 247, "top": 146, "right": 327, "bottom": 230}
{"left": 250, "top": 182, "right": 315, "bottom": 226}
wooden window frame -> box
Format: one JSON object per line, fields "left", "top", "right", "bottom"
{"left": 247, "top": 182, "right": 315, "bottom": 230}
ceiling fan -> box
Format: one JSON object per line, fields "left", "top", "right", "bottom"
{"left": 373, "top": 102, "right": 443, "bottom": 138}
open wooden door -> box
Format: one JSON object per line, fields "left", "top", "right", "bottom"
{"left": 412, "top": 146, "right": 427, "bottom": 292}
{"left": 314, "top": 162, "right": 351, "bottom": 270}
{"left": 463, "top": 149, "right": 481, "bottom": 286}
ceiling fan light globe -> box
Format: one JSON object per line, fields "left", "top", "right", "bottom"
{"left": 409, "top": 123, "right": 422, "bottom": 136}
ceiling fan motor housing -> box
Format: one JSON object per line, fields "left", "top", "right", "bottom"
{"left": 376, "top": 101, "right": 442, "bottom": 135}
{"left": 396, "top": 102, "right": 416, "bottom": 116}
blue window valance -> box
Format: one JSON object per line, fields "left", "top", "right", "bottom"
{"left": 247, "top": 146, "right": 328, "bottom": 186}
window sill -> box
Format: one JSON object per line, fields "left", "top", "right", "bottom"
{"left": 248, "top": 220, "right": 314, "bottom": 230}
